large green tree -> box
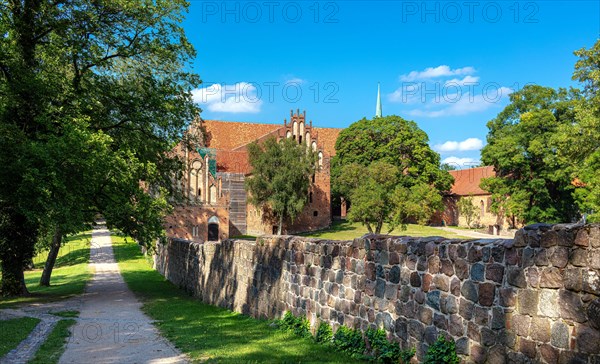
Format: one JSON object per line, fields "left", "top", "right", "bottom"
{"left": 0, "top": 0, "right": 200, "bottom": 295}
{"left": 480, "top": 85, "right": 579, "bottom": 224}
{"left": 555, "top": 40, "right": 600, "bottom": 221}
{"left": 246, "top": 137, "right": 317, "bottom": 235}
{"left": 332, "top": 115, "right": 452, "bottom": 234}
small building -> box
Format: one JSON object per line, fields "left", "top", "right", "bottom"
{"left": 434, "top": 166, "right": 514, "bottom": 233}
{"left": 164, "top": 110, "right": 341, "bottom": 242}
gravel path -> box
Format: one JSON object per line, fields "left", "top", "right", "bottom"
{"left": 58, "top": 226, "right": 188, "bottom": 364}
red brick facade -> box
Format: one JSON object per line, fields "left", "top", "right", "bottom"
{"left": 165, "top": 110, "right": 340, "bottom": 241}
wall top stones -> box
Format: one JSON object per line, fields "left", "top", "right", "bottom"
{"left": 155, "top": 223, "right": 600, "bottom": 363}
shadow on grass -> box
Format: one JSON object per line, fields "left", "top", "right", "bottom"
{"left": 113, "top": 237, "right": 359, "bottom": 364}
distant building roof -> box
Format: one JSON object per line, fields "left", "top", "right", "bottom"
{"left": 203, "top": 120, "right": 281, "bottom": 151}
{"left": 448, "top": 166, "right": 495, "bottom": 196}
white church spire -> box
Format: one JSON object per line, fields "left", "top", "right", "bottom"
{"left": 376, "top": 82, "right": 382, "bottom": 118}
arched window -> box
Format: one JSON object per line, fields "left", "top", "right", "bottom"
{"left": 318, "top": 152, "right": 324, "bottom": 167}
{"left": 209, "top": 185, "right": 217, "bottom": 204}
{"left": 480, "top": 200, "right": 485, "bottom": 217}
{"left": 286, "top": 130, "right": 292, "bottom": 138}
{"left": 190, "top": 160, "right": 202, "bottom": 202}
{"left": 293, "top": 121, "right": 298, "bottom": 136}
{"left": 305, "top": 132, "right": 311, "bottom": 145}
{"left": 208, "top": 216, "right": 219, "bottom": 241}
{"left": 311, "top": 141, "right": 317, "bottom": 152}
{"left": 299, "top": 122, "right": 305, "bottom": 138}
{"left": 309, "top": 192, "right": 313, "bottom": 203}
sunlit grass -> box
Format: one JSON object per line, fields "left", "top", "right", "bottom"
{"left": 112, "top": 234, "right": 360, "bottom": 363}
{"left": 28, "top": 317, "right": 77, "bottom": 364}
{"left": 0, "top": 317, "right": 40, "bottom": 357}
{"left": 0, "top": 233, "right": 92, "bottom": 309}
{"left": 300, "top": 220, "right": 470, "bottom": 240}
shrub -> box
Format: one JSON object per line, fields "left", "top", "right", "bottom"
{"left": 364, "top": 328, "right": 415, "bottom": 363}
{"left": 279, "top": 311, "right": 311, "bottom": 338}
{"left": 315, "top": 321, "right": 333, "bottom": 344}
{"left": 424, "top": 336, "right": 460, "bottom": 364}
{"left": 332, "top": 326, "right": 365, "bottom": 358}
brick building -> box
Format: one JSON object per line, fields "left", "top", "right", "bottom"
{"left": 164, "top": 110, "right": 341, "bottom": 241}
{"left": 434, "top": 166, "right": 515, "bottom": 233}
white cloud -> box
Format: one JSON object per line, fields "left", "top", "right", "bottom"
{"left": 285, "top": 77, "right": 306, "bottom": 85}
{"left": 192, "top": 82, "right": 262, "bottom": 113}
{"left": 442, "top": 156, "right": 481, "bottom": 169}
{"left": 435, "top": 138, "right": 484, "bottom": 152}
{"left": 400, "top": 65, "right": 475, "bottom": 82}
{"left": 406, "top": 87, "right": 513, "bottom": 118}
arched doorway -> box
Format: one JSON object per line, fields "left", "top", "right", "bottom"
{"left": 208, "top": 216, "right": 219, "bottom": 241}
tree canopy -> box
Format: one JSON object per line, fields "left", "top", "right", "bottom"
{"left": 246, "top": 137, "right": 318, "bottom": 235}
{"left": 332, "top": 115, "right": 452, "bottom": 234}
{"left": 0, "top": 0, "right": 200, "bottom": 295}
{"left": 480, "top": 85, "right": 580, "bottom": 224}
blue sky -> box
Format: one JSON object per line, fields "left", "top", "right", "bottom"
{"left": 184, "top": 1, "right": 599, "bottom": 168}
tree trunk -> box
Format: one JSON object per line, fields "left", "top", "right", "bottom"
{"left": 277, "top": 214, "right": 283, "bottom": 235}
{"left": 365, "top": 222, "right": 373, "bottom": 234}
{"left": 375, "top": 216, "right": 384, "bottom": 234}
{"left": 40, "top": 227, "right": 62, "bottom": 286}
{"left": 0, "top": 258, "right": 28, "bottom": 296}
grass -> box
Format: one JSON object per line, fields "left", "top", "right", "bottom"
{"left": 0, "top": 232, "right": 92, "bottom": 309}
{"left": 0, "top": 317, "right": 41, "bottom": 357}
{"left": 111, "top": 234, "right": 360, "bottom": 364}
{"left": 299, "top": 220, "right": 470, "bottom": 240}
{"left": 29, "top": 317, "right": 77, "bottom": 364}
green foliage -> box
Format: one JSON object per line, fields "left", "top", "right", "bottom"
{"left": 315, "top": 320, "right": 333, "bottom": 344}
{"left": 364, "top": 328, "right": 415, "bottom": 363}
{"left": 332, "top": 325, "right": 366, "bottom": 358}
{"left": 457, "top": 195, "right": 478, "bottom": 228}
{"left": 424, "top": 336, "right": 460, "bottom": 364}
{"left": 0, "top": 0, "right": 200, "bottom": 293}
{"left": 332, "top": 116, "right": 452, "bottom": 234}
{"left": 556, "top": 39, "right": 600, "bottom": 221}
{"left": 246, "top": 137, "right": 318, "bottom": 235}
{"left": 481, "top": 85, "right": 580, "bottom": 224}
{"left": 279, "top": 311, "right": 311, "bottom": 338}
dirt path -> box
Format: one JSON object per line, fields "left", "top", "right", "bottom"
{"left": 58, "top": 226, "right": 188, "bottom": 364}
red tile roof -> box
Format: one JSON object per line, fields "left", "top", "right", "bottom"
{"left": 203, "top": 120, "right": 282, "bottom": 151}
{"left": 312, "top": 127, "right": 341, "bottom": 156}
{"left": 448, "top": 166, "right": 495, "bottom": 196}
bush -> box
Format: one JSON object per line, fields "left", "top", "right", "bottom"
{"left": 364, "top": 328, "right": 415, "bottom": 363}
{"left": 424, "top": 336, "right": 459, "bottom": 364}
{"left": 279, "top": 311, "right": 311, "bottom": 338}
{"left": 315, "top": 321, "right": 333, "bottom": 344}
{"left": 332, "top": 326, "right": 365, "bottom": 358}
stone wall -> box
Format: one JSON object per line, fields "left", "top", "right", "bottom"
{"left": 153, "top": 223, "right": 600, "bottom": 363}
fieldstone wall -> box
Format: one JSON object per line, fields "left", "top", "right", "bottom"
{"left": 153, "top": 223, "right": 600, "bottom": 363}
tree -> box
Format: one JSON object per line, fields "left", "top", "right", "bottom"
{"left": 457, "top": 196, "right": 478, "bottom": 228}
{"left": 0, "top": 0, "right": 200, "bottom": 295}
{"left": 554, "top": 40, "right": 600, "bottom": 221}
{"left": 246, "top": 137, "right": 317, "bottom": 235}
{"left": 333, "top": 116, "right": 452, "bottom": 234}
{"left": 480, "top": 85, "right": 580, "bottom": 225}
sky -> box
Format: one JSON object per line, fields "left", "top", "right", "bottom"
{"left": 183, "top": 0, "right": 600, "bottom": 168}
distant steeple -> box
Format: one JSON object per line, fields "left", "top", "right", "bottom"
{"left": 375, "top": 82, "right": 382, "bottom": 118}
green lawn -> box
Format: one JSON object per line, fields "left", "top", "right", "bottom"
{"left": 111, "top": 234, "right": 360, "bottom": 364}
{"left": 0, "top": 232, "right": 92, "bottom": 309}
{"left": 0, "top": 316, "right": 40, "bottom": 357}
{"left": 300, "top": 220, "right": 470, "bottom": 240}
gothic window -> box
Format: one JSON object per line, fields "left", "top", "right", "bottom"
{"left": 318, "top": 152, "right": 323, "bottom": 167}
{"left": 309, "top": 192, "right": 313, "bottom": 203}
{"left": 293, "top": 121, "right": 298, "bottom": 136}
{"left": 209, "top": 184, "right": 217, "bottom": 204}
{"left": 311, "top": 141, "right": 317, "bottom": 152}
{"left": 299, "top": 121, "right": 305, "bottom": 138}
{"left": 305, "top": 132, "right": 311, "bottom": 145}
{"left": 286, "top": 130, "right": 292, "bottom": 138}
{"left": 480, "top": 200, "right": 485, "bottom": 217}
